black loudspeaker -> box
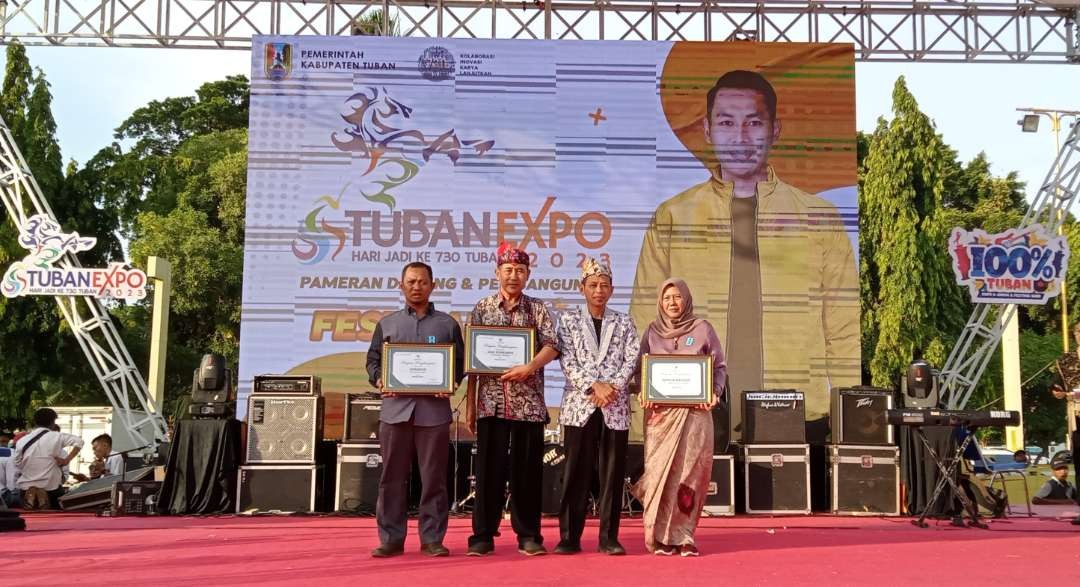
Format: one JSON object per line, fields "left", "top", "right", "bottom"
{"left": 237, "top": 465, "right": 321, "bottom": 513}
{"left": 712, "top": 401, "right": 730, "bottom": 454}
{"left": 743, "top": 445, "right": 811, "bottom": 514}
{"left": 540, "top": 443, "right": 566, "bottom": 515}
{"left": 742, "top": 390, "right": 806, "bottom": 444}
{"left": 344, "top": 396, "right": 381, "bottom": 442}
{"left": 245, "top": 395, "right": 323, "bottom": 464}
{"left": 831, "top": 387, "right": 895, "bottom": 445}
{"left": 829, "top": 445, "right": 900, "bottom": 516}
{"left": 625, "top": 443, "right": 645, "bottom": 484}
{"left": 904, "top": 359, "right": 938, "bottom": 408}
{"left": 111, "top": 481, "right": 162, "bottom": 515}
{"left": 335, "top": 443, "right": 381, "bottom": 513}
{"left": 704, "top": 455, "right": 735, "bottom": 516}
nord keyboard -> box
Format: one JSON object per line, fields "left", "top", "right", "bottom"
{"left": 886, "top": 408, "right": 1019, "bottom": 427}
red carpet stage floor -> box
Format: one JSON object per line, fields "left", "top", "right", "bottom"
{"left": 9, "top": 511, "right": 1080, "bottom": 585}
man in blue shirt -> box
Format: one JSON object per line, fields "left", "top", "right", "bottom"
{"left": 366, "top": 262, "right": 465, "bottom": 557}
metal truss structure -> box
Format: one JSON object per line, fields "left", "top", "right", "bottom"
{"left": 941, "top": 120, "right": 1080, "bottom": 409}
{"left": 0, "top": 0, "right": 1077, "bottom": 63}
{"left": 0, "top": 116, "right": 168, "bottom": 448}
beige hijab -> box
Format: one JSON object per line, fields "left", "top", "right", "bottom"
{"left": 649, "top": 278, "right": 704, "bottom": 340}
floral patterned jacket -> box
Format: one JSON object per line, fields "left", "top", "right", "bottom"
{"left": 557, "top": 305, "right": 640, "bottom": 430}
{"left": 471, "top": 292, "right": 559, "bottom": 423}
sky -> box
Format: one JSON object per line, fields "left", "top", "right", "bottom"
{"left": 2, "top": 45, "right": 1079, "bottom": 204}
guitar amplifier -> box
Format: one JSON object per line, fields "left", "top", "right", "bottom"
{"left": 703, "top": 455, "right": 735, "bottom": 516}
{"left": 335, "top": 443, "right": 382, "bottom": 513}
{"left": 253, "top": 374, "right": 321, "bottom": 396}
{"left": 742, "top": 390, "right": 805, "bottom": 444}
{"left": 743, "top": 444, "right": 811, "bottom": 514}
{"left": 344, "top": 396, "right": 381, "bottom": 442}
{"left": 832, "top": 387, "right": 895, "bottom": 445}
{"left": 830, "top": 445, "right": 900, "bottom": 516}
{"left": 111, "top": 481, "right": 162, "bottom": 516}
{"left": 246, "top": 395, "right": 323, "bottom": 464}
{"left": 237, "top": 465, "right": 322, "bottom": 513}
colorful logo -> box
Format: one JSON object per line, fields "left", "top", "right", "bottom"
{"left": 949, "top": 224, "right": 1070, "bottom": 305}
{"left": 2, "top": 214, "right": 147, "bottom": 300}
{"left": 418, "top": 46, "right": 455, "bottom": 82}
{"left": 265, "top": 42, "right": 293, "bottom": 81}
{"left": 292, "top": 86, "right": 495, "bottom": 265}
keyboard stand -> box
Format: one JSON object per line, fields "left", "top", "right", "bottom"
{"left": 911, "top": 426, "right": 987, "bottom": 529}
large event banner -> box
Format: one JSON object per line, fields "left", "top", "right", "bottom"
{"left": 241, "top": 37, "right": 859, "bottom": 437}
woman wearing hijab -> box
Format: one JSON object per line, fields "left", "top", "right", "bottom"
{"left": 632, "top": 278, "right": 727, "bottom": 557}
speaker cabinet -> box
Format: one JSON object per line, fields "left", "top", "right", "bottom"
{"left": 829, "top": 445, "right": 900, "bottom": 516}
{"left": 111, "top": 481, "right": 162, "bottom": 516}
{"left": 344, "top": 396, "right": 381, "bottom": 442}
{"left": 540, "top": 443, "right": 567, "bottom": 516}
{"left": 704, "top": 455, "right": 735, "bottom": 516}
{"left": 743, "top": 444, "right": 811, "bottom": 514}
{"left": 742, "top": 391, "right": 806, "bottom": 444}
{"left": 832, "top": 387, "right": 895, "bottom": 445}
{"left": 246, "top": 395, "right": 323, "bottom": 464}
{"left": 335, "top": 443, "right": 382, "bottom": 513}
{"left": 236, "top": 465, "right": 320, "bottom": 513}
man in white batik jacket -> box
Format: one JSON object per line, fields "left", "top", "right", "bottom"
{"left": 554, "top": 257, "right": 640, "bottom": 556}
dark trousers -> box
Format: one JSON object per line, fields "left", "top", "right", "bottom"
{"left": 469, "top": 417, "right": 544, "bottom": 547}
{"left": 1073, "top": 425, "right": 1080, "bottom": 506}
{"left": 559, "top": 410, "right": 628, "bottom": 547}
{"left": 377, "top": 419, "right": 450, "bottom": 546}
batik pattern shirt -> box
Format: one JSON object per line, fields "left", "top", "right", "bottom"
{"left": 471, "top": 292, "right": 559, "bottom": 422}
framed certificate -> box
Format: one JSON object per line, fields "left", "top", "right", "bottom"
{"left": 381, "top": 343, "right": 455, "bottom": 394}
{"left": 641, "top": 354, "right": 713, "bottom": 406}
{"left": 465, "top": 325, "right": 535, "bottom": 374}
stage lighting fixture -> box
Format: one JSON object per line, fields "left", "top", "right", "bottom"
{"left": 189, "top": 353, "right": 234, "bottom": 418}
{"left": 1019, "top": 114, "right": 1040, "bottom": 133}
{"left": 902, "top": 359, "right": 940, "bottom": 408}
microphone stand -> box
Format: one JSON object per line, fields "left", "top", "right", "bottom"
{"left": 450, "top": 391, "right": 474, "bottom": 514}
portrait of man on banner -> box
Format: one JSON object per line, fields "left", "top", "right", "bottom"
{"left": 629, "top": 44, "right": 861, "bottom": 441}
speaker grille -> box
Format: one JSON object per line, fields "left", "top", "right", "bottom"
{"left": 246, "top": 396, "right": 321, "bottom": 463}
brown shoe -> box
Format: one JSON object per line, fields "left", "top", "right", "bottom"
{"left": 371, "top": 543, "right": 405, "bottom": 558}
{"left": 420, "top": 543, "right": 450, "bottom": 557}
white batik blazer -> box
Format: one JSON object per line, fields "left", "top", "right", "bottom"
{"left": 556, "top": 305, "right": 640, "bottom": 430}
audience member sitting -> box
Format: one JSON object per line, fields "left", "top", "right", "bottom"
{"left": 13, "top": 408, "right": 84, "bottom": 510}
{"left": 72, "top": 434, "right": 124, "bottom": 482}
{"left": 0, "top": 435, "right": 19, "bottom": 508}
{"left": 1032, "top": 452, "right": 1077, "bottom": 506}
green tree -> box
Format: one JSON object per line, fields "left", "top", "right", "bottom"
{"left": 71, "top": 79, "right": 253, "bottom": 404}
{"left": 0, "top": 45, "right": 109, "bottom": 423}
{"left": 71, "top": 75, "right": 250, "bottom": 236}
{"left": 860, "top": 77, "right": 968, "bottom": 387}
{"left": 350, "top": 8, "right": 400, "bottom": 36}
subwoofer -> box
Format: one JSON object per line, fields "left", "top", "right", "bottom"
{"left": 832, "top": 387, "right": 894, "bottom": 445}
{"left": 245, "top": 395, "right": 323, "bottom": 464}
{"left": 742, "top": 390, "right": 805, "bottom": 444}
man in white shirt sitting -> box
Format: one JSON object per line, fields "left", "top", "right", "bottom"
{"left": 14, "top": 408, "right": 84, "bottom": 510}
{"left": 0, "top": 433, "right": 19, "bottom": 508}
